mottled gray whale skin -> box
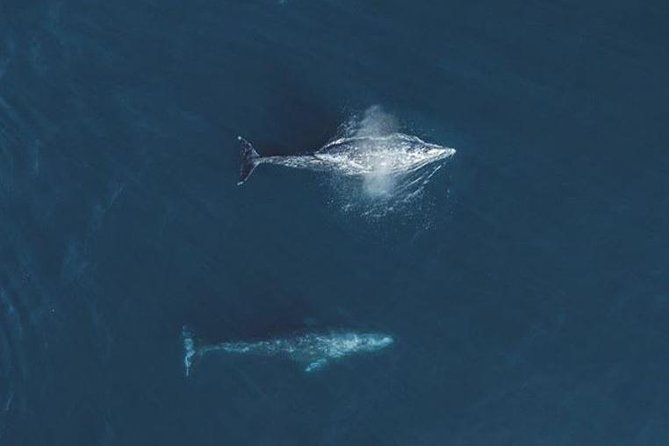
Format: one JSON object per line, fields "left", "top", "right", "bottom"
{"left": 237, "top": 133, "right": 456, "bottom": 184}
{"left": 182, "top": 327, "right": 394, "bottom": 376}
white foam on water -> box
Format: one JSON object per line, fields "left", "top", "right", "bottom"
{"left": 363, "top": 166, "right": 397, "bottom": 199}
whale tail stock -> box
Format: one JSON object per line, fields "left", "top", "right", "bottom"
{"left": 237, "top": 136, "right": 261, "bottom": 185}
{"left": 182, "top": 326, "right": 199, "bottom": 377}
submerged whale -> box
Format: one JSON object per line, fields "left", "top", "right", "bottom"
{"left": 182, "top": 327, "right": 394, "bottom": 375}
{"left": 237, "top": 133, "right": 456, "bottom": 184}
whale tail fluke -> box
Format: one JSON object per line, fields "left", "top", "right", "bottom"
{"left": 237, "top": 136, "right": 260, "bottom": 185}
{"left": 182, "top": 326, "right": 198, "bottom": 377}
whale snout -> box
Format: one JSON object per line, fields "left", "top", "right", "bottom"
{"left": 427, "top": 146, "right": 455, "bottom": 159}
{"left": 381, "top": 336, "right": 394, "bottom": 346}
{"left": 374, "top": 335, "right": 394, "bottom": 348}
{"left": 357, "top": 334, "right": 394, "bottom": 351}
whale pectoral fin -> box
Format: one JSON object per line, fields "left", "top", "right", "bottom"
{"left": 305, "top": 359, "right": 328, "bottom": 373}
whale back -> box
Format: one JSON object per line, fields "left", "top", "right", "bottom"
{"left": 314, "top": 133, "right": 454, "bottom": 175}
{"left": 317, "top": 134, "right": 429, "bottom": 154}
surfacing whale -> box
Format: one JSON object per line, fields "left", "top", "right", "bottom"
{"left": 237, "top": 133, "right": 456, "bottom": 184}
{"left": 182, "top": 327, "right": 394, "bottom": 376}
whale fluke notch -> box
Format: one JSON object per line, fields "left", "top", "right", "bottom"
{"left": 237, "top": 136, "right": 260, "bottom": 185}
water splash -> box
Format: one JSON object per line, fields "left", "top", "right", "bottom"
{"left": 352, "top": 105, "right": 399, "bottom": 137}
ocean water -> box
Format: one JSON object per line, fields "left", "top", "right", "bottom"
{"left": 1, "top": 0, "right": 668, "bottom": 444}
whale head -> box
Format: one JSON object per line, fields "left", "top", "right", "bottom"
{"left": 365, "top": 134, "right": 456, "bottom": 174}
{"left": 330, "top": 333, "right": 394, "bottom": 354}
{"left": 415, "top": 141, "right": 456, "bottom": 163}
{"left": 363, "top": 334, "right": 394, "bottom": 351}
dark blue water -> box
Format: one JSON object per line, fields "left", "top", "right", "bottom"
{"left": 1, "top": 0, "right": 668, "bottom": 444}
